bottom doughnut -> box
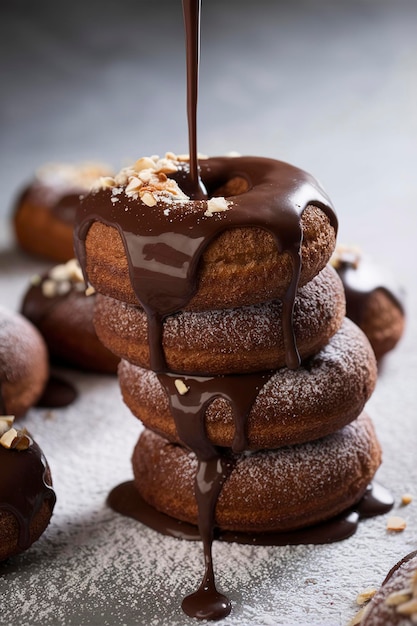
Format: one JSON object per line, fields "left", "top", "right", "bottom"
{"left": 131, "top": 413, "right": 382, "bottom": 534}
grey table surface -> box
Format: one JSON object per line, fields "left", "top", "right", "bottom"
{"left": 0, "top": 1, "right": 417, "bottom": 624}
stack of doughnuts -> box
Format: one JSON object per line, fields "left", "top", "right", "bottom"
{"left": 74, "top": 153, "right": 384, "bottom": 608}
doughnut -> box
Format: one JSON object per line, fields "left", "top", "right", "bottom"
{"left": 13, "top": 161, "right": 113, "bottom": 263}
{"left": 94, "top": 264, "right": 345, "bottom": 375}
{"left": 119, "top": 318, "right": 377, "bottom": 450}
{"left": 358, "top": 551, "right": 417, "bottom": 625}
{"left": 21, "top": 259, "right": 119, "bottom": 374}
{"left": 331, "top": 245, "right": 405, "bottom": 359}
{"left": 75, "top": 154, "right": 337, "bottom": 312}
{"left": 0, "top": 417, "right": 56, "bottom": 561}
{"left": 132, "top": 412, "right": 381, "bottom": 533}
{"left": 75, "top": 154, "right": 338, "bottom": 371}
{"left": 0, "top": 305, "right": 49, "bottom": 418}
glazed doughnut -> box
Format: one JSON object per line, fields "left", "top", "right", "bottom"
{"left": 21, "top": 259, "right": 119, "bottom": 374}
{"left": 0, "top": 417, "right": 56, "bottom": 561}
{"left": 119, "top": 318, "right": 377, "bottom": 449}
{"left": 331, "top": 245, "right": 405, "bottom": 359}
{"left": 94, "top": 264, "right": 345, "bottom": 375}
{"left": 14, "top": 161, "right": 113, "bottom": 263}
{"left": 74, "top": 154, "right": 338, "bottom": 313}
{"left": 132, "top": 412, "right": 381, "bottom": 533}
{"left": 359, "top": 551, "right": 417, "bottom": 625}
{"left": 0, "top": 305, "right": 49, "bottom": 418}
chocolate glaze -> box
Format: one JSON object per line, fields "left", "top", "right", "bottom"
{"left": 108, "top": 481, "right": 393, "bottom": 546}
{"left": 335, "top": 253, "right": 405, "bottom": 327}
{"left": 0, "top": 438, "right": 56, "bottom": 552}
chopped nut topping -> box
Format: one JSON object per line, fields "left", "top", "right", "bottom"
{"left": 141, "top": 191, "right": 157, "bottom": 207}
{"left": 85, "top": 285, "right": 96, "bottom": 296}
{"left": 42, "top": 278, "right": 58, "bottom": 298}
{"left": 387, "top": 516, "right": 407, "bottom": 531}
{"left": 204, "top": 196, "right": 232, "bottom": 217}
{"left": 174, "top": 379, "right": 190, "bottom": 395}
{"left": 30, "top": 274, "right": 42, "bottom": 286}
{"left": 0, "top": 427, "right": 18, "bottom": 449}
{"left": 11, "top": 429, "right": 31, "bottom": 451}
{"left": 402, "top": 493, "right": 413, "bottom": 505}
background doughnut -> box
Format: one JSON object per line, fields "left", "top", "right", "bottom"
{"left": 0, "top": 306, "right": 49, "bottom": 418}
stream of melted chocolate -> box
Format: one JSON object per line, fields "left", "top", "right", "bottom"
{"left": 0, "top": 439, "right": 56, "bottom": 552}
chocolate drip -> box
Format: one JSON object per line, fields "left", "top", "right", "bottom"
{"left": 0, "top": 440, "right": 56, "bottom": 550}
{"left": 108, "top": 481, "right": 393, "bottom": 546}
{"left": 157, "top": 371, "right": 271, "bottom": 455}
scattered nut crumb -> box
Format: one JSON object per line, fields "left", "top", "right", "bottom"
{"left": 402, "top": 493, "right": 413, "bottom": 506}
{"left": 387, "top": 516, "right": 407, "bottom": 531}
{"left": 356, "top": 587, "right": 377, "bottom": 605}
{"left": 85, "top": 285, "right": 96, "bottom": 296}
{"left": 174, "top": 379, "right": 189, "bottom": 396}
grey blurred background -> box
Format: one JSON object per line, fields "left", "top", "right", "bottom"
{"left": 1, "top": 0, "right": 417, "bottom": 266}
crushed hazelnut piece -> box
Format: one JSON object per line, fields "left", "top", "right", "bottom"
{"left": 402, "top": 493, "right": 413, "bottom": 505}
{"left": 85, "top": 285, "right": 96, "bottom": 296}
{"left": 125, "top": 176, "right": 144, "bottom": 196}
{"left": 11, "top": 430, "right": 31, "bottom": 451}
{"left": 65, "top": 259, "right": 84, "bottom": 283}
{"left": 387, "top": 516, "right": 407, "bottom": 531}
{"left": 356, "top": 587, "right": 377, "bottom": 605}
{"left": 174, "top": 379, "right": 189, "bottom": 396}
{"left": 141, "top": 191, "right": 157, "bottom": 207}
{"left": 30, "top": 274, "right": 42, "bottom": 286}
{"left": 42, "top": 279, "right": 57, "bottom": 298}
{"left": 0, "top": 427, "right": 18, "bottom": 449}
{"left": 204, "top": 196, "right": 231, "bottom": 217}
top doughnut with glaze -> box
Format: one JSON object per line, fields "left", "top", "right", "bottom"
{"left": 75, "top": 153, "right": 338, "bottom": 371}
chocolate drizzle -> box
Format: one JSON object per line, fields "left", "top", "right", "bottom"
{"left": 0, "top": 439, "right": 56, "bottom": 552}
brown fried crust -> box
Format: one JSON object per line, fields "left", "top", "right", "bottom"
{"left": 132, "top": 413, "right": 381, "bottom": 533}
{"left": 14, "top": 201, "right": 75, "bottom": 263}
{"left": 83, "top": 205, "right": 336, "bottom": 310}
{"left": 119, "top": 318, "right": 377, "bottom": 450}
{"left": 94, "top": 265, "right": 345, "bottom": 375}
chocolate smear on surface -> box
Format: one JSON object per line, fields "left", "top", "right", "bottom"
{"left": 36, "top": 375, "right": 77, "bottom": 409}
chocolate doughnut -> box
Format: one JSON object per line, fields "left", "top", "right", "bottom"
{"left": 0, "top": 417, "right": 56, "bottom": 561}
{"left": 14, "top": 162, "right": 113, "bottom": 263}
{"left": 331, "top": 245, "right": 405, "bottom": 359}
{"left": 21, "top": 260, "right": 119, "bottom": 374}
{"left": 119, "top": 318, "right": 377, "bottom": 450}
{"left": 359, "top": 551, "right": 417, "bottom": 625}
{"left": 0, "top": 305, "right": 49, "bottom": 418}
{"left": 75, "top": 153, "right": 338, "bottom": 371}
{"left": 132, "top": 412, "right": 381, "bottom": 533}
{"left": 94, "top": 264, "right": 345, "bottom": 375}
